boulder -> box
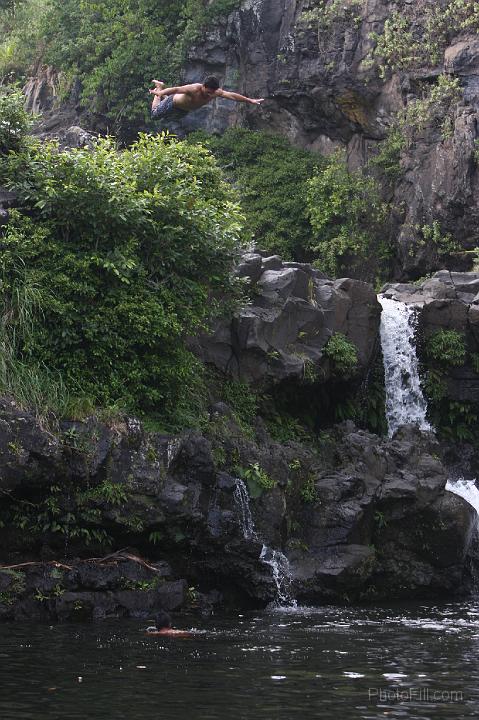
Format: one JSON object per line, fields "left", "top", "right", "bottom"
{"left": 198, "top": 252, "right": 381, "bottom": 386}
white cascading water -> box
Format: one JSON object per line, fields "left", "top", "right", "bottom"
{"left": 259, "top": 545, "right": 296, "bottom": 607}
{"left": 379, "top": 296, "right": 431, "bottom": 437}
{"left": 233, "top": 478, "right": 296, "bottom": 607}
{"left": 378, "top": 296, "right": 479, "bottom": 521}
{"left": 233, "top": 478, "right": 256, "bottom": 541}
{"left": 446, "top": 478, "right": 479, "bottom": 526}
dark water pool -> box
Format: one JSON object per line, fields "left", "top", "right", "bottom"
{"left": 1, "top": 602, "right": 479, "bottom": 720}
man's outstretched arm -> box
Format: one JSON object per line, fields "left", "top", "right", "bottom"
{"left": 217, "top": 89, "right": 264, "bottom": 105}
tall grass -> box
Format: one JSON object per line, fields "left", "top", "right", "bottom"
{"left": 0, "top": 280, "right": 71, "bottom": 426}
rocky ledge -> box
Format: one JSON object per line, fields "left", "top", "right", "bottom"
{"left": 0, "top": 394, "right": 476, "bottom": 620}
{"left": 197, "top": 251, "right": 381, "bottom": 386}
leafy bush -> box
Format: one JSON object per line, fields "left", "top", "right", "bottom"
{"left": 191, "top": 128, "right": 322, "bottom": 259}
{"left": 0, "top": 87, "right": 33, "bottom": 153}
{"left": 0, "top": 131, "right": 243, "bottom": 424}
{"left": 306, "top": 151, "right": 389, "bottom": 279}
{"left": 399, "top": 75, "right": 462, "bottom": 143}
{"left": 323, "top": 333, "right": 358, "bottom": 377}
{"left": 426, "top": 329, "right": 467, "bottom": 368}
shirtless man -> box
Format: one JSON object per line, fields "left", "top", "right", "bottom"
{"left": 150, "top": 75, "right": 264, "bottom": 121}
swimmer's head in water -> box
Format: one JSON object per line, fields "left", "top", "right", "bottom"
{"left": 155, "top": 610, "right": 172, "bottom": 630}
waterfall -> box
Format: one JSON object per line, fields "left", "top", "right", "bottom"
{"left": 446, "top": 478, "right": 479, "bottom": 523}
{"left": 232, "top": 478, "right": 296, "bottom": 607}
{"left": 379, "top": 296, "right": 431, "bottom": 437}
{"left": 233, "top": 478, "right": 256, "bottom": 540}
{"left": 260, "top": 545, "right": 296, "bottom": 608}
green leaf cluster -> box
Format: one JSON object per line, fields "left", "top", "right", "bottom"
{"left": 368, "top": 1, "right": 479, "bottom": 77}
{"left": 0, "top": 86, "right": 33, "bottom": 153}
{"left": 323, "top": 333, "right": 359, "bottom": 378}
{"left": 425, "top": 329, "right": 467, "bottom": 368}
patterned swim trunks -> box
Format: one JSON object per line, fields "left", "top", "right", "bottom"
{"left": 151, "top": 94, "right": 188, "bottom": 120}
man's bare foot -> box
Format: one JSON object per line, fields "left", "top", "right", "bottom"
{"left": 152, "top": 80, "right": 165, "bottom": 89}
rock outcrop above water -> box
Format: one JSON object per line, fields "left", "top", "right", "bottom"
{"left": 0, "top": 393, "right": 476, "bottom": 620}
{"left": 197, "top": 251, "right": 381, "bottom": 386}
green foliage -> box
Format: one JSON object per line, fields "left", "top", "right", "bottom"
{"left": 419, "top": 220, "right": 460, "bottom": 258}
{"left": 237, "top": 462, "right": 276, "bottom": 498}
{"left": 0, "top": 0, "right": 49, "bottom": 82}
{"left": 222, "top": 379, "right": 258, "bottom": 429}
{"left": 306, "top": 151, "right": 389, "bottom": 280}
{"left": 472, "top": 353, "right": 479, "bottom": 375}
{"left": 1, "top": 482, "right": 112, "bottom": 546}
{"left": 421, "top": 339, "right": 479, "bottom": 443}
{"left": 368, "top": 1, "right": 479, "bottom": 77}
{"left": 426, "top": 329, "right": 467, "bottom": 368}
{"left": 399, "top": 75, "right": 462, "bottom": 143}
{"left": 323, "top": 333, "right": 358, "bottom": 378}
{"left": 0, "top": 87, "right": 33, "bottom": 153}
{"left": 0, "top": 128, "right": 243, "bottom": 425}
{"left": 265, "top": 412, "right": 310, "bottom": 444}
{"left": 300, "top": 0, "right": 363, "bottom": 48}
{"left": 300, "top": 475, "right": 318, "bottom": 504}
{"left": 438, "top": 400, "right": 478, "bottom": 442}
{"left": 191, "top": 128, "right": 322, "bottom": 259}
{"left": 368, "top": 126, "right": 405, "bottom": 182}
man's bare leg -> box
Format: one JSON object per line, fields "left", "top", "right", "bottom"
{"left": 151, "top": 81, "right": 165, "bottom": 111}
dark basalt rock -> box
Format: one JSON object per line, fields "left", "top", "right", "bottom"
{"left": 0, "top": 400, "right": 476, "bottom": 618}
{"left": 198, "top": 252, "right": 381, "bottom": 386}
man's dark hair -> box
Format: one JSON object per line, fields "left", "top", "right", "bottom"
{"left": 203, "top": 76, "right": 220, "bottom": 90}
{"left": 155, "top": 611, "right": 172, "bottom": 629}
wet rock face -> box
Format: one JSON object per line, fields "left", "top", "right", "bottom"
{"left": 0, "top": 397, "right": 476, "bottom": 616}
{"left": 198, "top": 252, "right": 381, "bottom": 385}
{"left": 290, "top": 425, "right": 477, "bottom": 602}
{"left": 0, "top": 554, "right": 188, "bottom": 622}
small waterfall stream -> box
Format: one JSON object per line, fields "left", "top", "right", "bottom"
{"left": 379, "top": 296, "right": 431, "bottom": 437}
{"left": 446, "top": 478, "right": 479, "bottom": 525}
{"left": 379, "top": 295, "right": 479, "bottom": 521}
{"left": 233, "top": 478, "right": 296, "bottom": 607}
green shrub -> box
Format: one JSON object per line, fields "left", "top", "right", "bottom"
{"left": 0, "top": 0, "right": 49, "bottom": 82}
{"left": 323, "top": 333, "right": 359, "bottom": 377}
{"left": 399, "top": 75, "right": 462, "bottom": 143}
{"left": 306, "top": 151, "right": 389, "bottom": 280}
{"left": 0, "top": 131, "right": 243, "bottom": 424}
{"left": 368, "top": 126, "right": 405, "bottom": 182}
{"left": 426, "top": 329, "right": 467, "bottom": 368}
{"left": 191, "top": 128, "right": 322, "bottom": 259}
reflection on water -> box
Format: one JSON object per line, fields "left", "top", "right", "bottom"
{"left": 1, "top": 602, "right": 479, "bottom": 719}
